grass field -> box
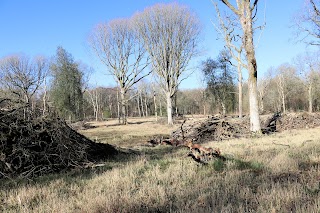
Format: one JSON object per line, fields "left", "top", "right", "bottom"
{"left": 1, "top": 116, "right": 320, "bottom": 212}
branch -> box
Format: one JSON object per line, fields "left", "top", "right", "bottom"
{"left": 220, "top": 0, "right": 240, "bottom": 16}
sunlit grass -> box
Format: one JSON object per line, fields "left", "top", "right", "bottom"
{"left": 80, "top": 116, "right": 181, "bottom": 147}
{"left": 1, "top": 117, "right": 320, "bottom": 212}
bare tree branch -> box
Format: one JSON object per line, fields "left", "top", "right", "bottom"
{"left": 88, "top": 18, "right": 150, "bottom": 124}
{"left": 293, "top": 0, "right": 320, "bottom": 46}
{"left": 134, "top": 3, "right": 201, "bottom": 125}
{"left": 0, "top": 54, "right": 48, "bottom": 106}
{"left": 214, "top": 0, "right": 262, "bottom": 132}
{"left": 220, "top": 0, "right": 240, "bottom": 16}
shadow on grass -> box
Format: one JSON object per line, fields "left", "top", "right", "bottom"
{"left": 208, "top": 155, "right": 265, "bottom": 173}
{"left": 140, "top": 145, "right": 185, "bottom": 160}
{"left": 0, "top": 144, "right": 268, "bottom": 192}
{"left": 0, "top": 153, "right": 129, "bottom": 191}
{"left": 104, "top": 120, "right": 153, "bottom": 127}
{"left": 127, "top": 120, "right": 153, "bottom": 125}
{"left": 0, "top": 144, "right": 185, "bottom": 191}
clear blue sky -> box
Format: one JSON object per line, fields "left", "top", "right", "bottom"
{"left": 0, "top": 0, "right": 314, "bottom": 89}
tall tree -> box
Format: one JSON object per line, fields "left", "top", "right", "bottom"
{"left": 213, "top": 2, "right": 246, "bottom": 118}
{"left": 0, "top": 54, "right": 47, "bottom": 108}
{"left": 88, "top": 18, "right": 150, "bottom": 125}
{"left": 50, "top": 47, "right": 85, "bottom": 121}
{"left": 134, "top": 3, "right": 201, "bottom": 125}
{"left": 216, "top": 0, "right": 261, "bottom": 132}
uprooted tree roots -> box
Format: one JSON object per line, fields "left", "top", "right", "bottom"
{"left": 0, "top": 108, "right": 118, "bottom": 179}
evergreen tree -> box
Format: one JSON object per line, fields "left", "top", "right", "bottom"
{"left": 202, "top": 50, "right": 236, "bottom": 115}
{"left": 50, "top": 47, "right": 84, "bottom": 121}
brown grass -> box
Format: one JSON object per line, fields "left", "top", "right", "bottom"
{"left": 1, "top": 117, "right": 320, "bottom": 213}
{"left": 79, "top": 117, "right": 181, "bottom": 147}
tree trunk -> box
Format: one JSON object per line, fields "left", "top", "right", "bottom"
{"left": 153, "top": 91, "right": 158, "bottom": 121}
{"left": 240, "top": 11, "right": 261, "bottom": 132}
{"left": 174, "top": 94, "right": 178, "bottom": 115}
{"left": 140, "top": 92, "right": 145, "bottom": 117}
{"left": 282, "top": 91, "right": 286, "bottom": 114}
{"left": 277, "top": 74, "right": 286, "bottom": 114}
{"left": 238, "top": 62, "right": 243, "bottom": 118}
{"left": 221, "top": 102, "right": 226, "bottom": 116}
{"left": 248, "top": 79, "right": 261, "bottom": 132}
{"left": 308, "top": 84, "right": 313, "bottom": 113}
{"left": 108, "top": 95, "right": 113, "bottom": 118}
{"left": 259, "top": 95, "right": 264, "bottom": 113}
{"left": 159, "top": 101, "right": 163, "bottom": 117}
{"left": 95, "top": 107, "right": 98, "bottom": 121}
{"left": 42, "top": 79, "right": 47, "bottom": 115}
{"left": 137, "top": 96, "right": 141, "bottom": 117}
{"left": 117, "top": 88, "right": 120, "bottom": 123}
{"left": 166, "top": 92, "right": 173, "bottom": 125}
{"left": 95, "top": 92, "right": 99, "bottom": 121}
{"left": 144, "top": 93, "right": 148, "bottom": 117}
{"left": 120, "top": 89, "right": 127, "bottom": 125}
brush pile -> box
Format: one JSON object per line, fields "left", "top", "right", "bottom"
{"left": 0, "top": 106, "right": 118, "bottom": 179}
{"left": 171, "top": 116, "right": 250, "bottom": 143}
{"left": 171, "top": 112, "right": 320, "bottom": 143}
{"left": 277, "top": 112, "right": 320, "bottom": 131}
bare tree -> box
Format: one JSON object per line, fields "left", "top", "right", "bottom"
{"left": 295, "top": 51, "right": 320, "bottom": 113}
{"left": 257, "top": 75, "right": 271, "bottom": 114}
{"left": 133, "top": 3, "right": 201, "bottom": 125}
{"left": 213, "top": 2, "right": 246, "bottom": 118}
{"left": 85, "top": 86, "right": 105, "bottom": 121}
{"left": 274, "top": 64, "right": 299, "bottom": 114}
{"left": 216, "top": 0, "right": 261, "bottom": 132}
{"left": 89, "top": 18, "right": 150, "bottom": 124}
{"left": 293, "top": 0, "right": 320, "bottom": 46}
{"left": 276, "top": 72, "right": 286, "bottom": 114}
{"left": 0, "top": 54, "right": 47, "bottom": 108}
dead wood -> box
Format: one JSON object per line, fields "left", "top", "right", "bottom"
{"left": 0, "top": 107, "right": 118, "bottom": 179}
{"left": 171, "top": 117, "right": 250, "bottom": 143}
{"left": 261, "top": 112, "right": 281, "bottom": 134}
{"left": 272, "top": 141, "right": 290, "bottom": 148}
{"left": 171, "top": 112, "right": 320, "bottom": 144}
{"left": 187, "top": 152, "right": 208, "bottom": 164}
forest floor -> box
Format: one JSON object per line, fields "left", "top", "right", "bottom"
{"left": 1, "top": 115, "right": 320, "bottom": 212}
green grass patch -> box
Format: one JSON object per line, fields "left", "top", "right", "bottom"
{"left": 230, "top": 158, "right": 264, "bottom": 171}
{"left": 211, "top": 158, "right": 226, "bottom": 172}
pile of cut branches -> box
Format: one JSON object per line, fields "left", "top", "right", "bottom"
{"left": 171, "top": 112, "right": 320, "bottom": 144}
{"left": 0, "top": 107, "right": 118, "bottom": 179}
{"left": 277, "top": 112, "right": 320, "bottom": 131}
{"left": 171, "top": 117, "right": 250, "bottom": 143}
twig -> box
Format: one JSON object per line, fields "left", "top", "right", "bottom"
{"left": 272, "top": 141, "right": 290, "bottom": 148}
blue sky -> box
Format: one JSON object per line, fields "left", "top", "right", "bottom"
{"left": 0, "top": 0, "right": 315, "bottom": 89}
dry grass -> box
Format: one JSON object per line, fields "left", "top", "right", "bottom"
{"left": 1, "top": 117, "right": 320, "bottom": 212}
{"left": 79, "top": 117, "right": 182, "bottom": 147}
